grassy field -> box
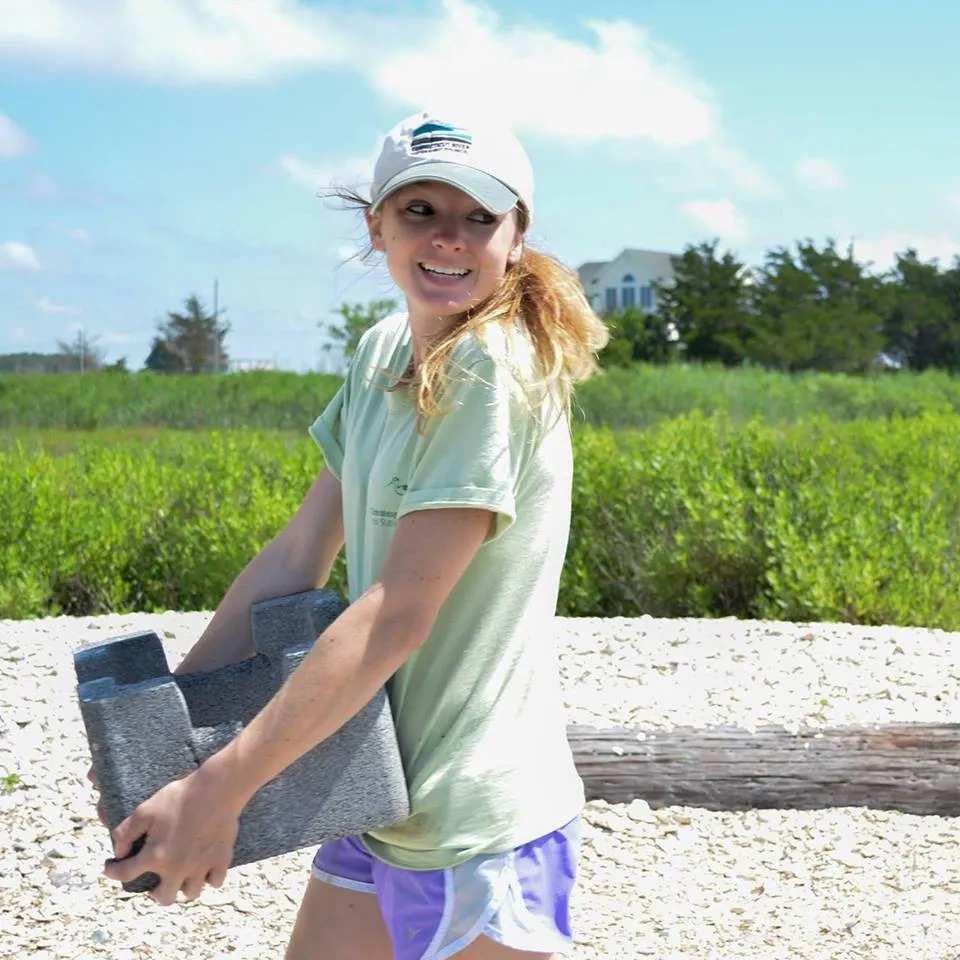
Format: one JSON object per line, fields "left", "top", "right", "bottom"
{"left": 4, "top": 411, "right": 960, "bottom": 629}
{"left": 6, "top": 363, "right": 960, "bottom": 626}
{"left": 3, "top": 363, "right": 960, "bottom": 433}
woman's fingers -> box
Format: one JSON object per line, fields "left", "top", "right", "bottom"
{"left": 147, "top": 872, "right": 183, "bottom": 908}
{"left": 180, "top": 873, "right": 207, "bottom": 902}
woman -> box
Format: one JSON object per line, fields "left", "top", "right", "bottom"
{"left": 97, "top": 110, "right": 610, "bottom": 959}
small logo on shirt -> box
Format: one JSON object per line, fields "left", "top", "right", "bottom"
{"left": 387, "top": 476, "right": 408, "bottom": 495}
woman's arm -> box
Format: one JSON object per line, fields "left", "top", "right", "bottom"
{"left": 174, "top": 466, "right": 345, "bottom": 675}
{"left": 104, "top": 504, "right": 491, "bottom": 900}
{"left": 192, "top": 504, "right": 490, "bottom": 808}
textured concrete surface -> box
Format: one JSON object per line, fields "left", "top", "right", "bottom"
{"left": 75, "top": 589, "right": 410, "bottom": 892}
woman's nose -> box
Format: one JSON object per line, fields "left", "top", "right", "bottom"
{"left": 431, "top": 218, "right": 464, "bottom": 251}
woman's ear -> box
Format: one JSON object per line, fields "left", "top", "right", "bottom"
{"left": 365, "top": 209, "right": 386, "bottom": 252}
{"left": 506, "top": 210, "right": 524, "bottom": 265}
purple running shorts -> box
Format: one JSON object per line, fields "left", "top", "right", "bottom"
{"left": 311, "top": 815, "right": 582, "bottom": 959}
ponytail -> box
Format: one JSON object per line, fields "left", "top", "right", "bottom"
{"left": 325, "top": 188, "right": 610, "bottom": 426}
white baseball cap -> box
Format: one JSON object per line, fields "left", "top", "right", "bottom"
{"left": 369, "top": 111, "right": 534, "bottom": 221}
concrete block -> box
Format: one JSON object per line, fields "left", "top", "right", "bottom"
{"left": 75, "top": 589, "right": 410, "bottom": 893}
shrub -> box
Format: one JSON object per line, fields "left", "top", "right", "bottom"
{"left": 5, "top": 415, "right": 960, "bottom": 630}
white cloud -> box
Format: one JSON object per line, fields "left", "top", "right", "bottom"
{"left": 279, "top": 151, "right": 375, "bottom": 193}
{"left": 335, "top": 242, "right": 374, "bottom": 266}
{"left": 299, "top": 0, "right": 767, "bottom": 195}
{"left": 700, "top": 143, "right": 774, "bottom": 196}
{"left": 24, "top": 173, "right": 58, "bottom": 198}
{"left": 0, "top": 111, "right": 31, "bottom": 156}
{"left": 0, "top": 241, "right": 41, "bottom": 270}
{"left": 36, "top": 296, "right": 78, "bottom": 316}
{"left": 0, "top": 2, "right": 716, "bottom": 145}
{"left": 853, "top": 232, "right": 960, "bottom": 272}
{"left": 797, "top": 158, "right": 844, "bottom": 190}
{"left": 334, "top": 243, "right": 359, "bottom": 261}
{"left": 681, "top": 198, "right": 749, "bottom": 240}
{"left": 3, "top": 1, "right": 764, "bottom": 191}
{"left": 367, "top": 0, "right": 714, "bottom": 147}
{"left": 0, "top": 0, "right": 348, "bottom": 84}
{"left": 55, "top": 224, "right": 93, "bottom": 244}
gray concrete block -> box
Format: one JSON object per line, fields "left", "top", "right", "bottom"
{"left": 75, "top": 588, "right": 410, "bottom": 893}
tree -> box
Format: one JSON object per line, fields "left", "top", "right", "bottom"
{"left": 56, "top": 329, "right": 107, "bottom": 373}
{"left": 143, "top": 338, "right": 183, "bottom": 374}
{"left": 145, "top": 294, "right": 229, "bottom": 374}
{"left": 881, "top": 250, "right": 960, "bottom": 372}
{"left": 0, "top": 352, "right": 76, "bottom": 373}
{"left": 654, "top": 240, "right": 753, "bottom": 366}
{"left": 746, "top": 240, "right": 885, "bottom": 373}
{"left": 323, "top": 298, "right": 398, "bottom": 361}
{"left": 599, "top": 307, "right": 675, "bottom": 368}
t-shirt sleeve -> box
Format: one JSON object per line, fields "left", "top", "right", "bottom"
{"left": 398, "top": 355, "right": 534, "bottom": 541}
{"left": 308, "top": 378, "right": 349, "bottom": 481}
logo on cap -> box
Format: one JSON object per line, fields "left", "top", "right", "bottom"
{"left": 410, "top": 121, "right": 472, "bottom": 156}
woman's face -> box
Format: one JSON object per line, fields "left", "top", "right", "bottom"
{"left": 366, "top": 180, "right": 523, "bottom": 322}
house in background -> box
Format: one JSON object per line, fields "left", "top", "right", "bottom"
{"left": 577, "top": 248, "right": 677, "bottom": 316}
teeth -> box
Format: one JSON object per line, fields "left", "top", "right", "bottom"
{"left": 420, "top": 263, "right": 469, "bottom": 277}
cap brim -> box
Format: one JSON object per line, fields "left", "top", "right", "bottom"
{"left": 370, "top": 162, "right": 519, "bottom": 216}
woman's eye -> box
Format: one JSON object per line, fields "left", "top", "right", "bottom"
{"left": 402, "top": 202, "right": 496, "bottom": 224}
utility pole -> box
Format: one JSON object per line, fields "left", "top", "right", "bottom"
{"left": 79, "top": 327, "right": 85, "bottom": 375}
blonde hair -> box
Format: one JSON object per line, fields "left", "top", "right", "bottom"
{"left": 328, "top": 187, "right": 609, "bottom": 426}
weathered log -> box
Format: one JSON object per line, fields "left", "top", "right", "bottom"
{"left": 569, "top": 723, "right": 960, "bottom": 817}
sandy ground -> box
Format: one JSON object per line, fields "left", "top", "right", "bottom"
{"left": 2, "top": 609, "right": 959, "bottom": 959}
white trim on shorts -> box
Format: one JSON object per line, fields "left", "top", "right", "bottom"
{"left": 481, "top": 853, "right": 572, "bottom": 955}
{"left": 423, "top": 852, "right": 568, "bottom": 959}
{"left": 425, "top": 869, "right": 472, "bottom": 959}
{"left": 310, "top": 862, "right": 377, "bottom": 895}
{"left": 312, "top": 830, "right": 577, "bottom": 958}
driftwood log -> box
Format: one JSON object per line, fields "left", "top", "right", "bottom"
{"left": 569, "top": 723, "right": 960, "bottom": 817}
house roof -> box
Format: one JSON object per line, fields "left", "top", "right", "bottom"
{"left": 577, "top": 248, "right": 677, "bottom": 279}
{"left": 619, "top": 246, "right": 677, "bottom": 259}
{"left": 576, "top": 260, "right": 607, "bottom": 287}
{"left": 610, "top": 249, "right": 678, "bottom": 275}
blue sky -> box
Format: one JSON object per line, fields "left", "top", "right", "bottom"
{"left": 1, "top": 0, "right": 959, "bottom": 372}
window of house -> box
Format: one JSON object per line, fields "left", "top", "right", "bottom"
{"left": 605, "top": 287, "right": 617, "bottom": 312}
{"left": 640, "top": 285, "right": 653, "bottom": 309}
{"left": 621, "top": 273, "right": 637, "bottom": 309}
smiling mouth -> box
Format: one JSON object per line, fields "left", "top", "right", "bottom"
{"left": 419, "top": 263, "right": 471, "bottom": 278}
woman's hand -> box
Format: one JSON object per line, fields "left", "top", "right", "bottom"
{"left": 101, "top": 767, "right": 245, "bottom": 907}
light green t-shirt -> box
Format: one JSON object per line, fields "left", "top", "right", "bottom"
{"left": 309, "top": 312, "right": 584, "bottom": 870}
